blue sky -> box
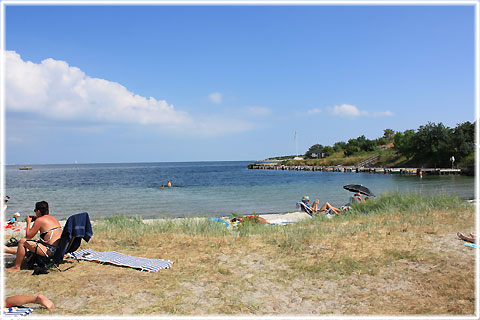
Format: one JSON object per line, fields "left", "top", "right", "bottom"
{"left": 3, "top": 4, "right": 476, "bottom": 164}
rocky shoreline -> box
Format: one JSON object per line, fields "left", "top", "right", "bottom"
{"left": 248, "top": 163, "right": 465, "bottom": 175}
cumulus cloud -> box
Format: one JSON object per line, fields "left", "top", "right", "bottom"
{"left": 208, "top": 92, "right": 223, "bottom": 104}
{"left": 5, "top": 51, "right": 192, "bottom": 126}
{"left": 244, "top": 106, "right": 272, "bottom": 117}
{"left": 5, "top": 51, "right": 251, "bottom": 135}
{"left": 328, "top": 104, "right": 393, "bottom": 118}
{"left": 307, "top": 108, "right": 322, "bottom": 115}
{"left": 330, "top": 104, "right": 368, "bottom": 118}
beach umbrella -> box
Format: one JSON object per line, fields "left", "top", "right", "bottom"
{"left": 343, "top": 184, "right": 375, "bottom": 197}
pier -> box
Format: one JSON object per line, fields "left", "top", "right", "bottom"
{"left": 247, "top": 163, "right": 463, "bottom": 175}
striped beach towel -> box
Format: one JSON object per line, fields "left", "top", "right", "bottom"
{"left": 69, "top": 249, "right": 173, "bottom": 272}
{"left": 3, "top": 307, "right": 34, "bottom": 318}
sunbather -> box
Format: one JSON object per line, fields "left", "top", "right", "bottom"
{"left": 318, "top": 202, "right": 348, "bottom": 215}
{"left": 301, "top": 196, "right": 346, "bottom": 215}
{"left": 350, "top": 192, "right": 365, "bottom": 203}
{"left": 301, "top": 196, "right": 320, "bottom": 212}
{"left": 5, "top": 294, "right": 54, "bottom": 309}
{"left": 6, "top": 201, "right": 62, "bottom": 271}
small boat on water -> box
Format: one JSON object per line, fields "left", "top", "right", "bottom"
{"left": 19, "top": 166, "right": 32, "bottom": 170}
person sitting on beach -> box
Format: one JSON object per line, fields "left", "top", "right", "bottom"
{"left": 6, "top": 201, "right": 62, "bottom": 271}
{"left": 302, "top": 196, "right": 346, "bottom": 215}
{"left": 7, "top": 212, "right": 21, "bottom": 226}
{"left": 350, "top": 192, "right": 364, "bottom": 204}
{"left": 5, "top": 294, "right": 54, "bottom": 310}
{"left": 301, "top": 196, "right": 320, "bottom": 212}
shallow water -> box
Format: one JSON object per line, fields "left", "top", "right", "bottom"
{"left": 5, "top": 161, "right": 475, "bottom": 219}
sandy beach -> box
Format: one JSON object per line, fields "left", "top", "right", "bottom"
{"left": 3, "top": 196, "right": 476, "bottom": 316}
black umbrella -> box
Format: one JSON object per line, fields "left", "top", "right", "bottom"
{"left": 343, "top": 184, "right": 375, "bottom": 197}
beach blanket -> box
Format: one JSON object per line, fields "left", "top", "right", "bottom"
{"left": 209, "top": 217, "right": 229, "bottom": 227}
{"left": 3, "top": 307, "right": 34, "bottom": 318}
{"left": 69, "top": 249, "right": 173, "bottom": 272}
{"left": 266, "top": 219, "right": 297, "bottom": 226}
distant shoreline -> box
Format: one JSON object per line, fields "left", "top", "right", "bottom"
{"left": 248, "top": 163, "right": 470, "bottom": 176}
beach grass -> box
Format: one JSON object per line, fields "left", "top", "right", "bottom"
{"left": 4, "top": 193, "right": 475, "bottom": 316}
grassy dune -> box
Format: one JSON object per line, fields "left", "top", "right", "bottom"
{"left": 4, "top": 193, "right": 476, "bottom": 316}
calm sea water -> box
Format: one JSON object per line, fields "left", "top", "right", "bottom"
{"left": 4, "top": 161, "right": 475, "bottom": 220}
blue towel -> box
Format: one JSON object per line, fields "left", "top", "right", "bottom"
{"left": 464, "top": 242, "right": 477, "bottom": 248}
{"left": 69, "top": 249, "right": 172, "bottom": 272}
{"left": 209, "top": 217, "right": 229, "bottom": 227}
{"left": 3, "top": 307, "right": 34, "bottom": 317}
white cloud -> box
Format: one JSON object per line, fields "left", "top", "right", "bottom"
{"left": 373, "top": 110, "right": 394, "bottom": 117}
{"left": 208, "top": 92, "right": 223, "bottom": 104}
{"left": 244, "top": 106, "right": 272, "bottom": 117}
{"left": 5, "top": 51, "right": 190, "bottom": 126}
{"left": 328, "top": 104, "right": 393, "bottom": 118}
{"left": 5, "top": 51, "right": 250, "bottom": 135}
{"left": 307, "top": 108, "right": 322, "bottom": 115}
{"left": 330, "top": 104, "right": 368, "bottom": 118}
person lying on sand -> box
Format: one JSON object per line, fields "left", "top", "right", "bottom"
{"left": 7, "top": 201, "right": 62, "bottom": 271}
{"left": 457, "top": 232, "right": 476, "bottom": 244}
{"left": 5, "top": 294, "right": 54, "bottom": 309}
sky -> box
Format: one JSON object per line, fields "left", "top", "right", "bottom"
{"left": 2, "top": 3, "right": 476, "bottom": 164}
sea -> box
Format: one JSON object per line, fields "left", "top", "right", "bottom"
{"left": 4, "top": 161, "right": 475, "bottom": 220}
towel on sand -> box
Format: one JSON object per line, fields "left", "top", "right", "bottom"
{"left": 3, "top": 307, "right": 34, "bottom": 317}
{"left": 69, "top": 249, "right": 172, "bottom": 272}
{"left": 266, "top": 219, "right": 296, "bottom": 225}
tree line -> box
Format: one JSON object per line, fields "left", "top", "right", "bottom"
{"left": 304, "top": 121, "right": 475, "bottom": 168}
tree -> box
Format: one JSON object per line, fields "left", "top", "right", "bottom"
{"left": 393, "top": 121, "right": 474, "bottom": 167}
{"left": 360, "top": 139, "right": 376, "bottom": 152}
{"left": 322, "top": 146, "right": 334, "bottom": 157}
{"left": 375, "top": 137, "right": 387, "bottom": 146}
{"left": 383, "top": 129, "right": 395, "bottom": 142}
{"left": 305, "top": 144, "right": 323, "bottom": 159}
{"left": 410, "top": 122, "right": 453, "bottom": 166}
{"left": 333, "top": 141, "right": 347, "bottom": 152}
{"left": 394, "top": 129, "right": 415, "bottom": 159}
{"left": 452, "top": 121, "right": 475, "bottom": 161}
{"left": 344, "top": 145, "right": 359, "bottom": 157}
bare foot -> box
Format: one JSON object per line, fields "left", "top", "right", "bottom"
{"left": 35, "top": 295, "right": 54, "bottom": 310}
{"left": 457, "top": 232, "right": 475, "bottom": 243}
{"left": 6, "top": 266, "right": 20, "bottom": 271}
